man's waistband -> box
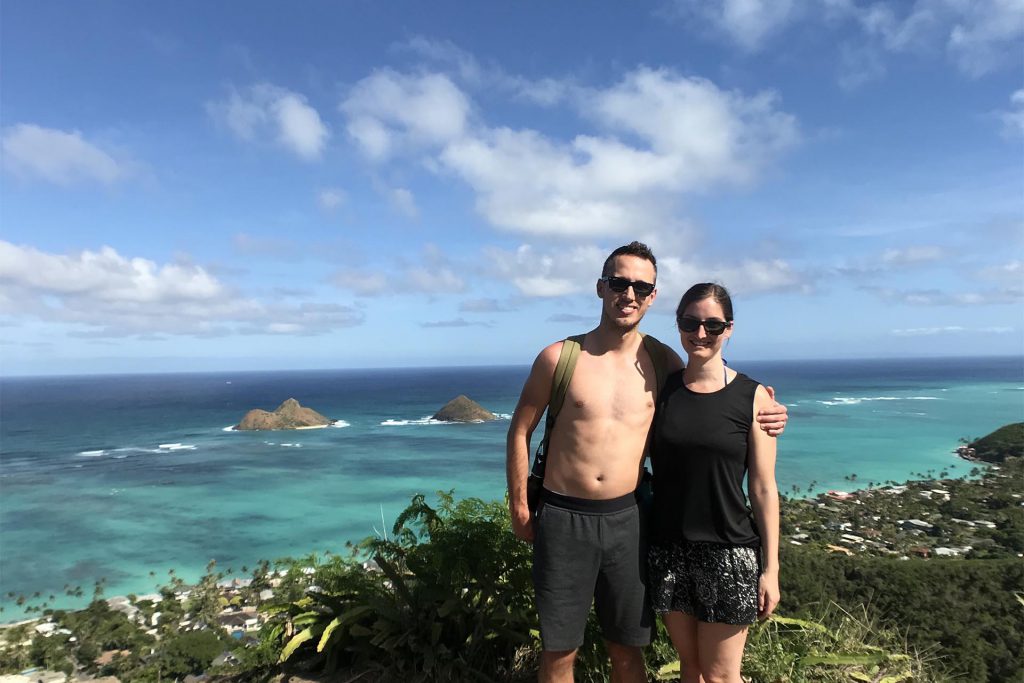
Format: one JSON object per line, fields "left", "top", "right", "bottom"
{"left": 540, "top": 488, "right": 639, "bottom": 513}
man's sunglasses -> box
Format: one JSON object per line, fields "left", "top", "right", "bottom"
{"left": 678, "top": 316, "right": 732, "bottom": 336}
{"left": 600, "top": 276, "right": 656, "bottom": 298}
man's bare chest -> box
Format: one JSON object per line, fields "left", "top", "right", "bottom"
{"left": 561, "top": 355, "right": 656, "bottom": 424}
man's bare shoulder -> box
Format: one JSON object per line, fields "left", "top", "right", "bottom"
{"left": 535, "top": 340, "right": 564, "bottom": 371}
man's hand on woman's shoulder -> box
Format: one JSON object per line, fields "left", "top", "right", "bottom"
{"left": 756, "top": 385, "right": 788, "bottom": 437}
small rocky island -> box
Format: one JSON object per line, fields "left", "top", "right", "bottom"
{"left": 235, "top": 398, "right": 333, "bottom": 430}
{"left": 432, "top": 395, "right": 497, "bottom": 422}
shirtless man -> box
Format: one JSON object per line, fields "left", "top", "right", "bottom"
{"left": 506, "top": 242, "right": 787, "bottom": 683}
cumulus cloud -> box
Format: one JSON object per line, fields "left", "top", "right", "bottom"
{"left": 0, "top": 241, "right": 362, "bottom": 336}
{"left": 2, "top": 124, "right": 130, "bottom": 186}
{"left": 667, "top": 0, "right": 801, "bottom": 51}
{"left": 485, "top": 244, "right": 607, "bottom": 297}
{"left": 654, "top": 254, "right": 810, "bottom": 304}
{"left": 863, "top": 285, "right": 1024, "bottom": 306}
{"left": 341, "top": 69, "right": 471, "bottom": 161}
{"left": 342, "top": 66, "right": 797, "bottom": 238}
{"left": 667, "top": 0, "right": 1024, "bottom": 78}
{"left": 208, "top": 84, "right": 329, "bottom": 160}
{"left": 482, "top": 241, "right": 808, "bottom": 301}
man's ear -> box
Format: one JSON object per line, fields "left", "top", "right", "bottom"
{"left": 596, "top": 279, "right": 605, "bottom": 298}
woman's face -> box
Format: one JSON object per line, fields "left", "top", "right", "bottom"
{"left": 678, "top": 296, "right": 733, "bottom": 359}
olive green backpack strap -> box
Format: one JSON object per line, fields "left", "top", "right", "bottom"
{"left": 541, "top": 334, "right": 586, "bottom": 454}
{"left": 640, "top": 332, "right": 670, "bottom": 396}
{"left": 528, "top": 334, "right": 586, "bottom": 512}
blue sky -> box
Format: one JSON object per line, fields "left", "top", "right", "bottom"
{"left": 2, "top": 0, "right": 1022, "bottom": 375}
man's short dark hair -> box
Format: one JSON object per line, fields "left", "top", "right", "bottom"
{"left": 601, "top": 241, "right": 657, "bottom": 278}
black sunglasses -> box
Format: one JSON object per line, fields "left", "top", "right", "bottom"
{"left": 678, "top": 316, "right": 732, "bottom": 335}
{"left": 601, "top": 276, "right": 655, "bottom": 298}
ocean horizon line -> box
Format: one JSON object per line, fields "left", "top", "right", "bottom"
{"left": 2, "top": 353, "right": 1021, "bottom": 380}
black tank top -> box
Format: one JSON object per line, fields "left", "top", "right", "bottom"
{"left": 650, "top": 370, "right": 761, "bottom": 546}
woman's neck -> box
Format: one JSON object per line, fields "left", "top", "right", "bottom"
{"left": 683, "top": 354, "right": 726, "bottom": 388}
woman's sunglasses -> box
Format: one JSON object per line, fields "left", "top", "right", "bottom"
{"left": 678, "top": 316, "right": 732, "bottom": 335}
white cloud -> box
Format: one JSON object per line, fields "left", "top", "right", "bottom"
{"left": 0, "top": 241, "right": 362, "bottom": 336}
{"left": 668, "top": 0, "right": 1024, "bottom": 77}
{"left": 998, "top": 89, "right": 1024, "bottom": 138}
{"left": 208, "top": 84, "right": 329, "bottom": 160}
{"left": 892, "top": 325, "right": 1014, "bottom": 336}
{"left": 669, "top": 0, "right": 801, "bottom": 51}
{"left": 340, "top": 69, "right": 471, "bottom": 161}
{"left": 318, "top": 187, "right": 347, "bottom": 211}
{"left": 344, "top": 66, "right": 796, "bottom": 238}
{"left": 400, "top": 36, "right": 575, "bottom": 106}
{"left": 977, "top": 260, "right": 1023, "bottom": 283}
{"left": 880, "top": 245, "right": 946, "bottom": 265}
{"left": 2, "top": 124, "right": 129, "bottom": 185}
{"left": 485, "top": 244, "right": 606, "bottom": 297}
{"left": 944, "top": 0, "right": 1024, "bottom": 76}
{"left": 864, "top": 285, "right": 1023, "bottom": 306}
{"left": 655, "top": 254, "right": 809, "bottom": 302}
{"left": 330, "top": 244, "right": 464, "bottom": 296}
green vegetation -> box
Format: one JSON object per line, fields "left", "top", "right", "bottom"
{"left": 267, "top": 493, "right": 536, "bottom": 680}
{"left": 5, "top": 469, "right": 1020, "bottom": 681}
{"left": 780, "top": 547, "right": 1023, "bottom": 681}
{"left": 969, "top": 422, "right": 1024, "bottom": 463}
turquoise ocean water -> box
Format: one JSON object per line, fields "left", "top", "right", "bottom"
{"left": 1, "top": 356, "right": 1021, "bottom": 618}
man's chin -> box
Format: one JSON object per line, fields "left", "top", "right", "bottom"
{"left": 605, "top": 314, "right": 641, "bottom": 331}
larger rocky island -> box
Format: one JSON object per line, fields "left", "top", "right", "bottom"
{"left": 431, "top": 395, "right": 497, "bottom": 422}
{"left": 235, "top": 398, "right": 333, "bottom": 431}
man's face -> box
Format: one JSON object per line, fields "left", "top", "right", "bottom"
{"left": 597, "top": 254, "right": 658, "bottom": 330}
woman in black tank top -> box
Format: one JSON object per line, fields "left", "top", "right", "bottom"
{"left": 647, "top": 283, "right": 779, "bottom": 683}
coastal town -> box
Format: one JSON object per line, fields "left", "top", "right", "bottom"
{"left": 780, "top": 455, "right": 1021, "bottom": 561}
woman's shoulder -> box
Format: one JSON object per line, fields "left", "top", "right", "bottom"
{"left": 730, "top": 371, "right": 764, "bottom": 397}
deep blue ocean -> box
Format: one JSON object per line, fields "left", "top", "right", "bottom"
{"left": 1, "top": 356, "right": 1021, "bottom": 618}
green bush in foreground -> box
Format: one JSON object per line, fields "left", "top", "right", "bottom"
{"left": 255, "top": 493, "right": 949, "bottom": 682}
{"left": 267, "top": 493, "right": 536, "bottom": 681}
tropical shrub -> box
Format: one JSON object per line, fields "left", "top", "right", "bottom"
{"left": 268, "top": 492, "right": 537, "bottom": 681}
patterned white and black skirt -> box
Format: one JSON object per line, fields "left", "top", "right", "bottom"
{"left": 647, "top": 540, "right": 761, "bottom": 624}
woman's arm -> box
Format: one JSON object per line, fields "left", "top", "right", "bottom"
{"left": 749, "top": 384, "right": 780, "bottom": 619}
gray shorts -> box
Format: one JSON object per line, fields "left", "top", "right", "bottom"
{"left": 532, "top": 489, "right": 654, "bottom": 651}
